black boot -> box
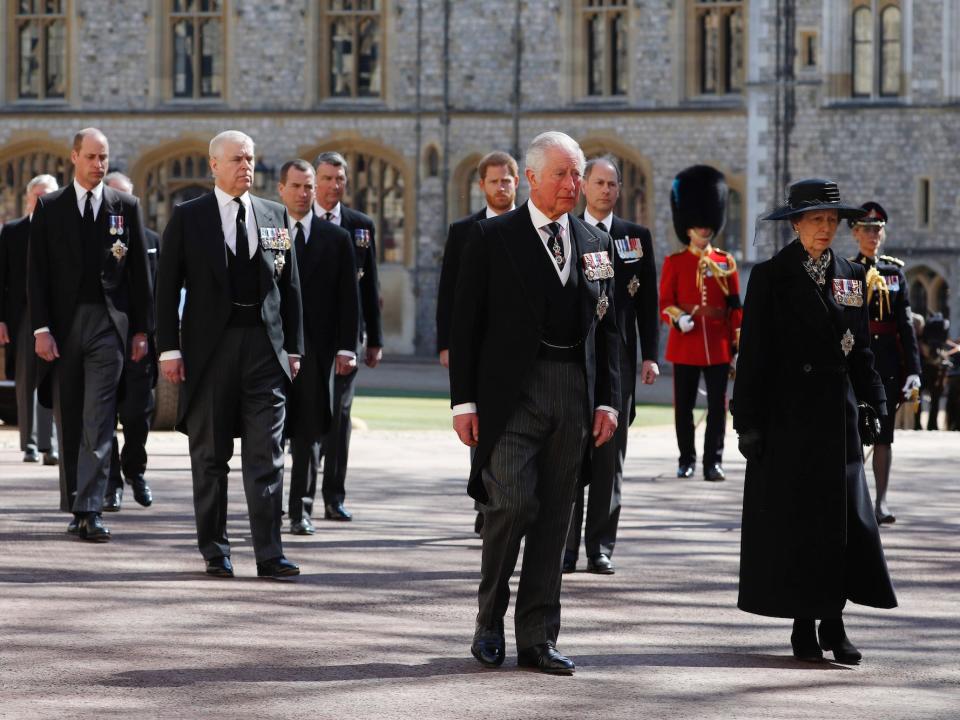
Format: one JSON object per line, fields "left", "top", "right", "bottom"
{"left": 818, "top": 617, "right": 862, "bottom": 664}
{"left": 791, "top": 618, "right": 822, "bottom": 661}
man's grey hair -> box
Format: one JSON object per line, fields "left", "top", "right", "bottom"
{"left": 104, "top": 171, "right": 134, "bottom": 193}
{"left": 525, "top": 131, "right": 585, "bottom": 178}
{"left": 584, "top": 155, "right": 622, "bottom": 184}
{"left": 26, "top": 174, "right": 59, "bottom": 194}
{"left": 209, "top": 130, "right": 254, "bottom": 158}
{"left": 314, "top": 151, "right": 349, "bottom": 174}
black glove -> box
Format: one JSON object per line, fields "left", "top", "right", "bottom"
{"left": 857, "top": 403, "right": 882, "bottom": 446}
{"left": 738, "top": 429, "right": 763, "bottom": 463}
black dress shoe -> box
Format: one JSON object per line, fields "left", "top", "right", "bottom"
{"left": 42, "top": 451, "right": 59, "bottom": 466}
{"left": 704, "top": 464, "right": 726, "bottom": 482}
{"left": 205, "top": 556, "right": 234, "bottom": 578}
{"left": 791, "top": 619, "right": 822, "bottom": 661}
{"left": 587, "top": 553, "right": 615, "bottom": 574}
{"left": 128, "top": 476, "right": 153, "bottom": 507}
{"left": 103, "top": 487, "right": 123, "bottom": 512}
{"left": 818, "top": 618, "right": 862, "bottom": 664}
{"left": 257, "top": 556, "right": 300, "bottom": 578}
{"left": 78, "top": 514, "right": 111, "bottom": 543}
{"left": 677, "top": 463, "right": 694, "bottom": 478}
{"left": 471, "top": 621, "right": 505, "bottom": 668}
{"left": 562, "top": 553, "right": 576, "bottom": 574}
{"left": 324, "top": 502, "right": 352, "bottom": 521}
{"left": 473, "top": 511, "right": 484, "bottom": 535}
{"left": 517, "top": 642, "right": 576, "bottom": 675}
{"left": 23, "top": 447, "right": 40, "bottom": 463}
{"left": 66, "top": 517, "right": 80, "bottom": 535}
{"left": 875, "top": 502, "right": 896, "bottom": 525}
{"left": 290, "top": 517, "right": 316, "bottom": 535}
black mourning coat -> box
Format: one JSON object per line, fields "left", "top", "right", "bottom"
{"left": 339, "top": 205, "right": 383, "bottom": 349}
{"left": 436, "top": 208, "right": 486, "bottom": 354}
{"left": 449, "top": 203, "right": 622, "bottom": 503}
{"left": 732, "top": 240, "right": 896, "bottom": 618}
{"left": 156, "top": 192, "right": 304, "bottom": 433}
{"left": 0, "top": 216, "right": 31, "bottom": 378}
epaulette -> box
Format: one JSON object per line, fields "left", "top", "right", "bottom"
{"left": 879, "top": 254, "right": 905, "bottom": 267}
{"left": 713, "top": 247, "right": 737, "bottom": 270}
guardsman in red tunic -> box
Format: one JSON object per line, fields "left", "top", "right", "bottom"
{"left": 660, "top": 165, "right": 742, "bottom": 481}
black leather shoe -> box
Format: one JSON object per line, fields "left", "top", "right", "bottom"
{"left": 23, "top": 447, "right": 40, "bottom": 463}
{"left": 875, "top": 502, "right": 896, "bottom": 525}
{"left": 103, "top": 487, "right": 123, "bottom": 512}
{"left": 128, "top": 476, "right": 153, "bottom": 507}
{"left": 517, "top": 642, "right": 575, "bottom": 675}
{"left": 818, "top": 618, "right": 862, "bottom": 664}
{"left": 66, "top": 517, "right": 80, "bottom": 536}
{"left": 257, "top": 556, "right": 300, "bottom": 578}
{"left": 471, "top": 621, "right": 505, "bottom": 668}
{"left": 42, "top": 451, "right": 59, "bottom": 466}
{"left": 677, "top": 463, "right": 694, "bottom": 479}
{"left": 324, "top": 502, "right": 352, "bottom": 521}
{"left": 205, "top": 556, "right": 234, "bottom": 578}
{"left": 587, "top": 553, "right": 615, "bottom": 574}
{"left": 78, "top": 514, "right": 111, "bottom": 543}
{"left": 290, "top": 517, "right": 315, "bottom": 535}
{"left": 473, "top": 511, "right": 484, "bottom": 535}
{"left": 791, "top": 619, "right": 822, "bottom": 661}
{"left": 562, "top": 553, "right": 576, "bottom": 574}
{"left": 704, "top": 464, "right": 726, "bottom": 482}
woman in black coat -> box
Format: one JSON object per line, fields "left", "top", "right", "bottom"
{"left": 733, "top": 179, "right": 897, "bottom": 664}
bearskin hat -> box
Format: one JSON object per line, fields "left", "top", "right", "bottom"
{"left": 670, "top": 165, "right": 728, "bottom": 245}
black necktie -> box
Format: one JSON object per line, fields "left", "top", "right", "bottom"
{"left": 83, "top": 191, "right": 94, "bottom": 227}
{"left": 294, "top": 221, "right": 306, "bottom": 263}
{"left": 596, "top": 221, "right": 607, "bottom": 233}
{"left": 546, "top": 222, "right": 565, "bottom": 270}
{"left": 324, "top": 212, "right": 333, "bottom": 222}
{"left": 233, "top": 197, "right": 249, "bottom": 258}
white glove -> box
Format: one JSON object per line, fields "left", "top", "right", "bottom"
{"left": 902, "top": 374, "right": 921, "bottom": 394}
{"left": 677, "top": 314, "right": 695, "bottom": 333}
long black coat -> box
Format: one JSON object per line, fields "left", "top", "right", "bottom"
{"left": 0, "top": 216, "right": 31, "bottom": 378}
{"left": 340, "top": 205, "right": 383, "bottom": 349}
{"left": 286, "top": 215, "right": 360, "bottom": 440}
{"left": 732, "top": 240, "right": 897, "bottom": 619}
{"left": 449, "top": 203, "right": 621, "bottom": 503}
{"left": 436, "top": 208, "right": 486, "bottom": 354}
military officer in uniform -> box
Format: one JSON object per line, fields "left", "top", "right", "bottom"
{"left": 850, "top": 202, "right": 921, "bottom": 525}
{"left": 564, "top": 156, "right": 659, "bottom": 575}
{"left": 659, "top": 165, "right": 741, "bottom": 482}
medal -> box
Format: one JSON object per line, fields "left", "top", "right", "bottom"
{"left": 596, "top": 292, "right": 609, "bottom": 320}
{"left": 841, "top": 328, "right": 855, "bottom": 356}
{"left": 614, "top": 237, "right": 643, "bottom": 263}
{"left": 581, "top": 251, "right": 614, "bottom": 281}
{"left": 832, "top": 278, "right": 864, "bottom": 307}
{"left": 107, "top": 215, "right": 124, "bottom": 236}
{"left": 274, "top": 252, "right": 286, "bottom": 276}
{"left": 110, "top": 238, "right": 128, "bottom": 261}
{"left": 883, "top": 274, "right": 900, "bottom": 292}
{"left": 354, "top": 229, "right": 371, "bottom": 249}
{"left": 627, "top": 275, "right": 640, "bottom": 297}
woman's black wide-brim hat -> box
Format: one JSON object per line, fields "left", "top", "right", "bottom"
{"left": 762, "top": 178, "right": 867, "bottom": 221}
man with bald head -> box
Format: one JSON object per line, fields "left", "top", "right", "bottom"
{"left": 157, "top": 130, "right": 304, "bottom": 579}
{"left": 29, "top": 128, "right": 153, "bottom": 541}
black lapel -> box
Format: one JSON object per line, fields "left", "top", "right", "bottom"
{"left": 59, "top": 184, "right": 82, "bottom": 265}
{"left": 498, "top": 204, "right": 549, "bottom": 323}
{"left": 96, "top": 185, "right": 116, "bottom": 246}
{"left": 250, "top": 195, "right": 278, "bottom": 295}
{"left": 569, "top": 213, "right": 602, "bottom": 326}
{"left": 776, "top": 241, "right": 837, "bottom": 349}
{"left": 198, "top": 193, "right": 228, "bottom": 290}
{"left": 300, "top": 215, "right": 330, "bottom": 280}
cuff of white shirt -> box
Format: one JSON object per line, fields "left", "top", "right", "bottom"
{"left": 33, "top": 326, "right": 50, "bottom": 336}
{"left": 452, "top": 402, "right": 477, "bottom": 416}
{"left": 336, "top": 350, "right": 358, "bottom": 359}
{"left": 159, "top": 350, "right": 182, "bottom": 361}
{"left": 289, "top": 354, "right": 301, "bottom": 360}
{"left": 596, "top": 405, "right": 619, "bottom": 419}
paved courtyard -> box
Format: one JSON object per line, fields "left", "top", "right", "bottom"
{"left": 0, "top": 421, "right": 957, "bottom": 719}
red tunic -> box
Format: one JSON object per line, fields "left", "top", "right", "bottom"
{"left": 659, "top": 246, "right": 742, "bottom": 366}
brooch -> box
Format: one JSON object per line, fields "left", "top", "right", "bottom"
{"left": 110, "top": 239, "right": 128, "bottom": 261}
{"left": 627, "top": 275, "right": 640, "bottom": 297}
{"left": 841, "top": 329, "right": 855, "bottom": 356}
{"left": 596, "top": 292, "right": 610, "bottom": 320}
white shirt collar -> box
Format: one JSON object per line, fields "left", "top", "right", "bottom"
{"left": 584, "top": 209, "right": 614, "bottom": 230}
{"left": 214, "top": 185, "right": 251, "bottom": 209}
{"left": 73, "top": 178, "right": 103, "bottom": 202}
{"left": 527, "top": 199, "right": 569, "bottom": 234}
{"left": 315, "top": 201, "right": 341, "bottom": 223}
{"left": 485, "top": 204, "right": 514, "bottom": 219}
{"left": 290, "top": 209, "right": 314, "bottom": 242}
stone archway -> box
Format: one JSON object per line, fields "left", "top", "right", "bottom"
{"left": 0, "top": 139, "right": 71, "bottom": 223}
{"left": 578, "top": 135, "right": 654, "bottom": 228}
{"left": 130, "top": 140, "right": 214, "bottom": 233}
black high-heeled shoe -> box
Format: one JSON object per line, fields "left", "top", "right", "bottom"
{"left": 791, "top": 618, "right": 823, "bottom": 661}
{"left": 818, "top": 617, "right": 862, "bottom": 664}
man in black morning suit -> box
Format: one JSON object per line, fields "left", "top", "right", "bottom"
{"left": 0, "top": 174, "right": 59, "bottom": 466}
{"left": 450, "top": 132, "right": 621, "bottom": 675}
{"left": 565, "top": 156, "right": 660, "bottom": 575}
{"left": 157, "top": 131, "right": 304, "bottom": 578}
{"left": 278, "top": 159, "right": 360, "bottom": 535}
{"left": 312, "top": 151, "right": 384, "bottom": 521}
{"left": 29, "top": 128, "right": 153, "bottom": 542}
{"left": 103, "top": 172, "right": 159, "bottom": 512}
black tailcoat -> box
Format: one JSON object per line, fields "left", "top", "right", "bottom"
{"left": 449, "top": 203, "right": 621, "bottom": 503}
{"left": 339, "top": 206, "right": 383, "bottom": 349}
{"left": 436, "top": 208, "right": 486, "bottom": 353}
{"left": 732, "top": 240, "right": 896, "bottom": 618}
{"left": 156, "top": 192, "right": 304, "bottom": 433}
{"left": 0, "top": 216, "right": 31, "bottom": 378}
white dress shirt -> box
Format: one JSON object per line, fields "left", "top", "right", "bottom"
{"left": 584, "top": 209, "right": 614, "bottom": 233}
{"left": 314, "top": 201, "right": 342, "bottom": 226}
{"left": 485, "top": 204, "right": 514, "bottom": 219}
{"left": 214, "top": 185, "right": 256, "bottom": 259}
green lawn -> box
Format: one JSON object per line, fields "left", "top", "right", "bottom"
{"left": 352, "top": 394, "right": 674, "bottom": 431}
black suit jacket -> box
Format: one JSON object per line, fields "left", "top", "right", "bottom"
{"left": 29, "top": 184, "right": 153, "bottom": 348}
{"left": 337, "top": 205, "right": 383, "bottom": 349}
{"left": 449, "top": 203, "right": 621, "bottom": 502}
{"left": 0, "top": 216, "right": 31, "bottom": 378}
{"left": 436, "top": 208, "right": 486, "bottom": 353}
{"left": 287, "top": 215, "right": 360, "bottom": 438}
{"left": 156, "top": 191, "right": 304, "bottom": 432}
{"left": 588, "top": 215, "right": 659, "bottom": 425}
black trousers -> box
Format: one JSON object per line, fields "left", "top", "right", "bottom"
{"left": 14, "top": 310, "right": 57, "bottom": 453}
{"left": 52, "top": 304, "right": 124, "bottom": 514}
{"left": 673, "top": 362, "right": 729, "bottom": 467}
{"left": 108, "top": 352, "right": 156, "bottom": 489}
{"left": 477, "top": 359, "right": 589, "bottom": 650}
{"left": 185, "top": 325, "right": 286, "bottom": 563}
{"left": 319, "top": 366, "right": 357, "bottom": 504}
{"left": 288, "top": 436, "right": 321, "bottom": 522}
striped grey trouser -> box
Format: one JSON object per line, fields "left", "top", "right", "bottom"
{"left": 476, "top": 358, "right": 589, "bottom": 650}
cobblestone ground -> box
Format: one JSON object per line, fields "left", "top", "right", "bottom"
{"left": 0, "top": 423, "right": 957, "bottom": 720}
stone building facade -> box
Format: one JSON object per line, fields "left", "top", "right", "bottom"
{"left": 1, "top": 0, "right": 956, "bottom": 356}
